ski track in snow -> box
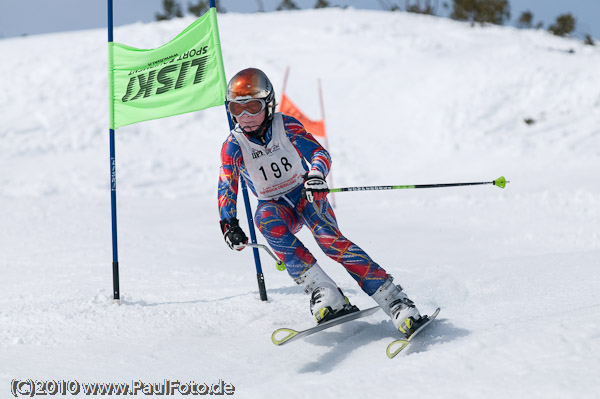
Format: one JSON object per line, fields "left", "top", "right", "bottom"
{"left": 1, "top": 8, "right": 600, "bottom": 399}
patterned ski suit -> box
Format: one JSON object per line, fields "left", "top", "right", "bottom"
{"left": 218, "top": 113, "right": 388, "bottom": 295}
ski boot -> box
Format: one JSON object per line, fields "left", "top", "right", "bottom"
{"left": 371, "top": 277, "right": 423, "bottom": 338}
{"left": 295, "top": 264, "right": 358, "bottom": 324}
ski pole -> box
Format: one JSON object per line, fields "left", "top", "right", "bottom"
{"left": 329, "top": 176, "right": 509, "bottom": 193}
{"left": 243, "top": 243, "right": 286, "bottom": 271}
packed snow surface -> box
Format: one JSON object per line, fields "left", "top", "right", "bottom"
{"left": 1, "top": 8, "right": 599, "bottom": 399}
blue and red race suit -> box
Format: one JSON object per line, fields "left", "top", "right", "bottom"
{"left": 218, "top": 114, "right": 388, "bottom": 295}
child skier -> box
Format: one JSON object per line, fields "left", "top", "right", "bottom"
{"left": 218, "top": 67, "right": 423, "bottom": 337}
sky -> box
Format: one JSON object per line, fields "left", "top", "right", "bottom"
{"left": 0, "top": 0, "right": 598, "bottom": 40}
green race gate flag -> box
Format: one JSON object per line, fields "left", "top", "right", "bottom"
{"left": 109, "top": 8, "right": 227, "bottom": 129}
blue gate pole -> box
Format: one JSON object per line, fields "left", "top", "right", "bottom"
{"left": 108, "top": 0, "right": 120, "bottom": 303}
{"left": 212, "top": 0, "right": 267, "bottom": 301}
{"left": 223, "top": 105, "right": 267, "bottom": 301}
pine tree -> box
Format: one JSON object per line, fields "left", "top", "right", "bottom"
{"left": 188, "top": 0, "right": 208, "bottom": 16}
{"left": 314, "top": 0, "right": 330, "bottom": 8}
{"left": 276, "top": 0, "right": 300, "bottom": 10}
{"left": 584, "top": 34, "right": 595, "bottom": 46}
{"left": 517, "top": 10, "right": 533, "bottom": 29}
{"left": 451, "top": 0, "right": 510, "bottom": 25}
{"left": 377, "top": 0, "right": 401, "bottom": 11}
{"left": 548, "top": 13, "right": 576, "bottom": 37}
{"left": 188, "top": 0, "right": 225, "bottom": 16}
{"left": 156, "top": 0, "right": 183, "bottom": 21}
{"left": 406, "top": 1, "right": 438, "bottom": 15}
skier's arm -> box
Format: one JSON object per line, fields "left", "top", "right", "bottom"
{"left": 218, "top": 138, "right": 241, "bottom": 221}
{"left": 283, "top": 115, "right": 331, "bottom": 202}
{"left": 283, "top": 115, "right": 331, "bottom": 177}
{"left": 218, "top": 138, "right": 249, "bottom": 250}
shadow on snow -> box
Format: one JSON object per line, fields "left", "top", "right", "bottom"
{"left": 296, "top": 317, "right": 469, "bottom": 373}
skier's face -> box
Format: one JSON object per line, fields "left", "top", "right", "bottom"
{"left": 237, "top": 109, "right": 266, "bottom": 133}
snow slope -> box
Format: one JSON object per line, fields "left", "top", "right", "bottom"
{"left": 1, "top": 8, "right": 600, "bottom": 399}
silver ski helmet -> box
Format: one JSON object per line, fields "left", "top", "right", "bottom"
{"left": 226, "top": 68, "right": 276, "bottom": 131}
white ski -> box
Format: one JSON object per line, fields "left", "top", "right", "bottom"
{"left": 271, "top": 306, "right": 381, "bottom": 346}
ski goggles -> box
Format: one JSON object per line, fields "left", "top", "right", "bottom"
{"left": 228, "top": 99, "right": 266, "bottom": 117}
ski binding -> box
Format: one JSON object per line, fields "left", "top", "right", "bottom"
{"left": 386, "top": 307, "right": 441, "bottom": 358}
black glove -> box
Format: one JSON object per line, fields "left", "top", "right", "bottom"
{"left": 220, "top": 217, "right": 248, "bottom": 251}
{"left": 302, "top": 171, "right": 329, "bottom": 203}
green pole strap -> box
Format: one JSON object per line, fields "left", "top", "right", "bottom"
{"left": 329, "top": 176, "right": 509, "bottom": 193}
